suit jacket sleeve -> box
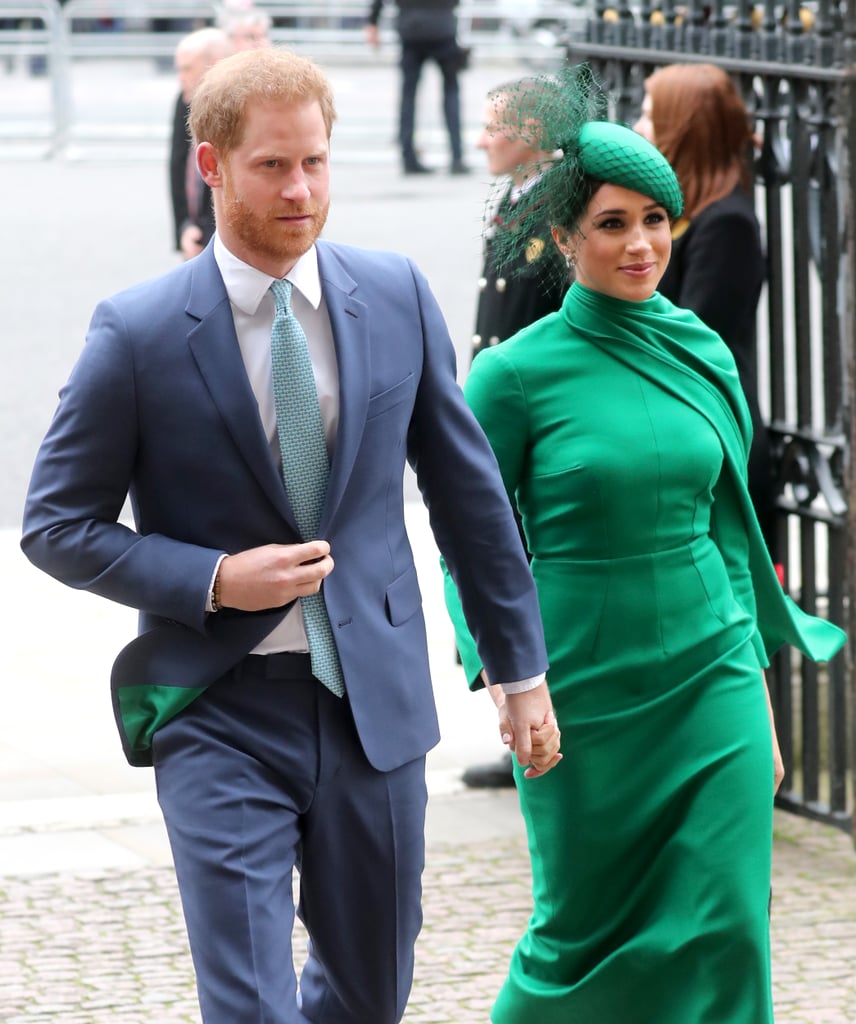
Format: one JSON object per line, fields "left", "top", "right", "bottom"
{"left": 21, "top": 296, "right": 222, "bottom": 632}
{"left": 399, "top": 264, "right": 546, "bottom": 688}
{"left": 438, "top": 345, "right": 531, "bottom": 686}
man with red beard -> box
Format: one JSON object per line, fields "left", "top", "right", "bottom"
{"left": 22, "top": 48, "right": 559, "bottom": 1024}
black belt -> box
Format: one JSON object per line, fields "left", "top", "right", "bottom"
{"left": 238, "top": 652, "right": 313, "bottom": 680}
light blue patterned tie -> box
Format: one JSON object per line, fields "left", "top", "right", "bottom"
{"left": 269, "top": 278, "right": 345, "bottom": 697}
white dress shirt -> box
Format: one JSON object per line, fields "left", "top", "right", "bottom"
{"left": 211, "top": 235, "right": 543, "bottom": 693}
{"left": 213, "top": 234, "right": 337, "bottom": 655}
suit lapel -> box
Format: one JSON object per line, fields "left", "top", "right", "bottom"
{"left": 185, "top": 248, "right": 296, "bottom": 526}
{"left": 316, "top": 243, "right": 370, "bottom": 535}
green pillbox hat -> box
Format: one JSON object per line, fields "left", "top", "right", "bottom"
{"left": 578, "top": 120, "right": 684, "bottom": 219}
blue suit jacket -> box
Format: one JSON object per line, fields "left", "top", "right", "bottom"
{"left": 22, "top": 240, "right": 547, "bottom": 768}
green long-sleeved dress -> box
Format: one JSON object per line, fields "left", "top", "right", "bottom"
{"left": 444, "top": 281, "right": 845, "bottom": 1024}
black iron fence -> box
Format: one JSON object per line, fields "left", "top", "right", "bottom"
{"left": 566, "top": 0, "right": 855, "bottom": 842}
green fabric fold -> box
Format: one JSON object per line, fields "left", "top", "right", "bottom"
{"left": 564, "top": 282, "right": 845, "bottom": 664}
{"left": 443, "top": 281, "right": 845, "bottom": 677}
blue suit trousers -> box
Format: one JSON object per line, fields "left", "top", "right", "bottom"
{"left": 153, "top": 655, "right": 428, "bottom": 1023}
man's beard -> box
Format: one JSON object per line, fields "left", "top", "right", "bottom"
{"left": 220, "top": 178, "right": 329, "bottom": 266}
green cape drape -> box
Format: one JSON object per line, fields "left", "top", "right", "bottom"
{"left": 444, "top": 282, "right": 845, "bottom": 687}
{"left": 564, "top": 282, "right": 844, "bottom": 664}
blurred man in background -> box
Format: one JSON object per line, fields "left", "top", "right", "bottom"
{"left": 169, "top": 26, "right": 233, "bottom": 259}
{"left": 365, "top": 0, "right": 470, "bottom": 175}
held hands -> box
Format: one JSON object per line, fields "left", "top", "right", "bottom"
{"left": 216, "top": 540, "right": 333, "bottom": 612}
{"left": 498, "top": 682, "right": 562, "bottom": 779}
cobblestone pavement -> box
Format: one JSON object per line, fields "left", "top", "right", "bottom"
{"left": 768, "top": 812, "right": 856, "bottom": 1023}
{"left": 2, "top": 804, "right": 855, "bottom": 1024}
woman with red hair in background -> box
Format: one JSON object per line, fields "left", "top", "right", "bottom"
{"left": 636, "top": 63, "right": 778, "bottom": 566}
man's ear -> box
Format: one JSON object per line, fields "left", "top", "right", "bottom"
{"left": 197, "top": 142, "right": 224, "bottom": 187}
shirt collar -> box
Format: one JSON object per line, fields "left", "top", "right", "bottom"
{"left": 213, "top": 234, "right": 323, "bottom": 314}
{"left": 509, "top": 169, "right": 546, "bottom": 206}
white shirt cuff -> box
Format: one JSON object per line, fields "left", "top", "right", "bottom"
{"left": 205, "top": 554, "right": 228, "bottom": 613}
{"left": 498, "top": 673, "right": 546, "bottom": 695}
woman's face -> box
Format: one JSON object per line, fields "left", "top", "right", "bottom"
{"left": 633, "top": 90, "right": 655, "bottom": 144}
{"left": 554, "top": 184, "right": 672, "bottom": 302}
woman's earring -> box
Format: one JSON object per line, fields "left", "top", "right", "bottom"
{"left": 565, "top": 251, "right": 576, "bottom": 269}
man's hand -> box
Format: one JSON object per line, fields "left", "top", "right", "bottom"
{"left": 364, "top": 24, "right": 380, "bottom": 48}
{"left": 217, "top": 540, "right": 334, "bottom": 611}
{"left": 180, "top": 223, "right": 204, "bottom": 261}
{"left": 502, "top": 683, "right": 562, "bottom": 778}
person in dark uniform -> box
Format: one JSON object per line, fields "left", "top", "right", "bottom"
{"left": 365, "top": 0, "right": 470, "bottom": 175}
{"left": 471, "top": 78, "right": 569, "bottom": 361}
{"left": 463, "top": 77, "right": 570, "bottom": 789}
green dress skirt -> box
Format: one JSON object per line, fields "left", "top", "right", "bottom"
{"left": 444, "top": 283, "right": 845, "bottom": 1024}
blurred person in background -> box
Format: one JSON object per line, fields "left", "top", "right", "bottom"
{"left": 365, "top": 0, "right": 470, "bottom": 175}
{"left": 169, "top": 27, "right": 233, "bottom": 260}
{"left": 471, "top": 76, "right": 569, "bottom": 362}
{"left": 218, "top": 0, "right": 272, "bottom": 49}
{"left": 635, "top": 62, "right": 777, "bottom": 565}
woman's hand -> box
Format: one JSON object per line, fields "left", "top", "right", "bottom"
{"left": 524, "top": 710, "right": 562, "bottom": 778}
{"left": 763, "top": 672, "right": 785, "bottom": 794}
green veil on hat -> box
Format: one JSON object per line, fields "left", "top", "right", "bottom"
{"left": 486, "top": 63, "right": 683, "bottom": 288}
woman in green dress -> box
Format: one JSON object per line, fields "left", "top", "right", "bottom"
{"left": 443, "top": 77, "right": 845, "bottom": 1024}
